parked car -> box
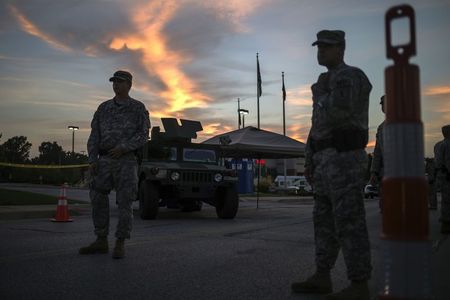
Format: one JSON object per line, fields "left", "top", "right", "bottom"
{"left": 286, "top": 185, "right": 301, "bottom": 194}
{"left": 303, "top": 184, "right": 313, "bottom": 193}
{"left": 364, "top": 184, "right": 379, "bottom": 199}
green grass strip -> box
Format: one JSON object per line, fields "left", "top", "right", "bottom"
{"left": 0, "top": 188, "right": 85, "bottom": 206}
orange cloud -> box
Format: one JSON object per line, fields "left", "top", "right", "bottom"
{"left": 109, "top": 1, "right": 209, "bottom": 116}
{"left": 9, "top": 5, "right": 71, "bottom": 52}
{"left": 423, "top": 85, "right": 450, "bottom": 96}
{"left": 287, "top": 124, "right": 308, "bottom": 143}
{"left": 286, "top": 85, "right": 312, "bottom": 107}
{"left": 199, "top": 123, "right": 234, "bottom": 141}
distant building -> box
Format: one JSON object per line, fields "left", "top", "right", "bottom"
{"left": 265, "top": 157, "right": 305, "bottom": 178}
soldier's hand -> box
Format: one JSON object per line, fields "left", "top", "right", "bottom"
{"left": 109, "top": 146, "right": 124, "bottom": 158}
{"left": 89, "top": 163, "right": 98, "bottom": 175}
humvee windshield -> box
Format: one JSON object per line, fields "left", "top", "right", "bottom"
{"left": 183, "top": 148, "right": 216, "bottom": 163}
{"left": 148, "top": 144, "right": 177, "bottom": 161}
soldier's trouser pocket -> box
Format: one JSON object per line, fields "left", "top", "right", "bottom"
{"left": 114, "top": 160, "right": 138, "bottom": 202}
{"left": 89, "top": 158, "right": 114, "bottom": 195}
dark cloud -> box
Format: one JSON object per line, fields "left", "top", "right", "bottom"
{"left": 11, "top": 0, "right": 132, "bottom": 52}
{"left": 162, "top": 3, "right": 256, "bottom": 106}
{"left": 109, "top": 46, "right": 168, "bottom": 93}
{"left": 5, "top": 1, "right": 261, "bottom": 104}
{"left": 162, "top": 2, "right": 235, "bottom": 58}
{"left": 0, "top": 2, "right": 16, "bottom": 32}
{"left": 6, "top": 1, "right": 170, "bottom": 94}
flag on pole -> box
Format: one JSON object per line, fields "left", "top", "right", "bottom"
{"left": 257, "top": 54, "right": 262, "bottom": 97}
{"left": 282, "top": 72, "right": 286, "bottom": 102}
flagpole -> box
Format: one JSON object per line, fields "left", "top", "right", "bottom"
{"left": 282, "top": 72, "right": 286, "bottom": 135}
{"left": 282, "top": 72, "right": 287, "bottom": 193}
{"left": 256, "top": 53, "right": 261, "bottom": 208}
{"left": 237, "top": 97, "right": 241, "bottom": 129}
{"left": 257, "top": 53, "right": 261, "bottom": 129}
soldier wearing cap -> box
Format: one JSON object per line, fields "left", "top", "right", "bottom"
{"left": 369, "top": 95, "right": 386, "bottom": 212}
{"left": 79, "top": 70, "right": 151, "bottom": 258}
{"left": 435, "top": 124, "right": 450, "bottom": 234}
{"left": 291, "top": 30, "right": 372, "bottom": 299}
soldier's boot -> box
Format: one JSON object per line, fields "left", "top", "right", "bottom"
{"left": 112, "top": 238, "right": 125, "bottom": 259}
{"left": 441, "top": 221, "right": 450, "bottom": 234}
{"left": 79, "top": 237, "right": 108, "bottom": 254}
{"left": 324, "top": 280, "right": 369, "bottom": 300}
{"left": 291, "top": 272, "right": 332, "bottom": 294}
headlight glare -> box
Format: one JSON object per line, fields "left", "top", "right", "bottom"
{"left": 214, "top": 173, "right": 223, "bottom": 182}
{"left": 170, "top": 171, "right": 180, "bottom": 181}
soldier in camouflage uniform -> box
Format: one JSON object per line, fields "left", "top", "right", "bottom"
{"left": 79, "top": 70, "right": 150, "bottom": 258}
{"left": 369, "top": 95, "right": 385, "bottom": 212}
{"left": 435, "top": 125, "right": 450, "bottom": 234}
{"left": 291, "top": 30, "right": 372, "bottom": 300}
{"left": 425, "top": 158, "right": 437, "bottom": 210}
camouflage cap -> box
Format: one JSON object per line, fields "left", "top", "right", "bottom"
{"left": 109, "top": 70, "right": 132, "bottom": 83}
{"left": 312, "top": 30, "right": 345, "bottom": 46}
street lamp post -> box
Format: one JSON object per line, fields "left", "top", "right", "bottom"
{"left": 238, "top": 109, "right": 249, "bottom": 128}
{"left": 68, "top": 125, "right": 79, "bottom": 154}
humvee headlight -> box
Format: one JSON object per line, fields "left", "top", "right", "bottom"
{"left": 214, "top": 173, "right": 223, "bottom": 182}
{"left": 170, "top": 171, "right": 180, "bottom": 181}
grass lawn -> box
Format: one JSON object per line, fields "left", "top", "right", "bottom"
{"left": 0, "top": 188, "right": 85, "bottom": 205}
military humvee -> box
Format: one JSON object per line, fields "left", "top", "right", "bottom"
{"left": 137, "top": 118, "right": 239, "bottom": 219}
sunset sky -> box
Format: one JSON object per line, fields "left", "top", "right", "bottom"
{"left": 1, "top": 0, "right": 449, "bottom": 158}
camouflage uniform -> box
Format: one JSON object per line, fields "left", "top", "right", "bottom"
{"left": 371, "top": 121, "right": 384, "bottom": 179}
{"left": 371, "top": 120, "right": 384, "bottom": 211}
{"left": 425, "top": 158, "right": 437, "bottom": 209}
{"left": 87, "top": 97, "right": 150, "bottom": 239}
{"left": 434, "top": 140, "right": 443, "bottom": 194}
{"left": 305, "top": 62, "right": 372, "bottom": 281}
{"left": 435, "top": 135, "right": 450, "bottom": 223}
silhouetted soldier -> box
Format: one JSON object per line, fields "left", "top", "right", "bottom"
{"left": 435, "top": 124, "right": 450, "bottom": 233}
{"left": 369, "top": 95, "right": 385, "bottom": 212}
{"left": 292, "top": 30, "right": 372, "bottom": 299}
{"left": 425, "top": 158, "right": 437, "bottom": 210}
{"left": 79, "top": 70, "right": 150, "bottom": 258}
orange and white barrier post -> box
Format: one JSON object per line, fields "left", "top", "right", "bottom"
{"left": 51, "top": 184, "right": 73, "bottom": 222}
{"left": 379, "top": 4, "right": 432, "bottom": 299}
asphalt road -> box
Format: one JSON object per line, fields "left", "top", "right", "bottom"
{"left": 0, "top": 187, "right": 449, "bottom": 299}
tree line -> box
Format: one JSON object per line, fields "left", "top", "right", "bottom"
{"left": 0, "top": 134, "right": 88, "bottom": 165}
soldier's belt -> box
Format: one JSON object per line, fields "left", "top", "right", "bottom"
{"left": 312, "top": 128, "right": 368, "bottom": 153}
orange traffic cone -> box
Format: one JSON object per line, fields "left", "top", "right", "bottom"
{"left": 51, "top": 184, "right": 73, "bottom": 222}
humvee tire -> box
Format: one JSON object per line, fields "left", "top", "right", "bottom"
{"left": 139, "top": 181, "right": 159, "bottom": 220}
{"left": 215, "top": 186, "right": 239, "bottom": 219}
